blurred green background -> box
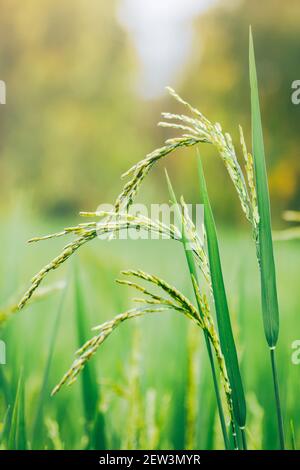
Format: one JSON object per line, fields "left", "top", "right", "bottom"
{"left": 0, "top": 0, "right": 300, "bottom": 450}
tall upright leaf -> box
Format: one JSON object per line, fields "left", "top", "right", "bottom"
{"left": 249, "top": 28, "right": 279, "bottom": 348}
{"left": 165, "top": 170, "right": 231, "bottom": 450}
{"left": 249, "top": 27, "right": 284, "bottom": 448}
{"left": 8, "top": 373, "right": 27, "bottom": 450}
{"left": 197, "top": 155, "right": 247, "bottom": 444}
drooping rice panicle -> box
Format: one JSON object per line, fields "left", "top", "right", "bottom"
{"left": 179, "top": 196, "right": 211, "bottom": 290}
{"left": 18, "top": 84, "right": 258, "bottom": 316}
{"left": 18, "top": 232, "right": 95, "bottom": 310}
{"left": 52, "top": 269, "right": 234, "bottom": 436}
{"left": 191, "top": 278, "right": 231, "bottom": 401}
{"left": 51, "top": 306, "right": 164, "bottom": 395}
{"left": 0, "top": 281, "right": 66, "bottom": 325}
{"left": 17, "top": 205, "right": 208, "bottom": 312}
{"left": 126, "top": 269, "right": 236, "bottom": 441}
{"left": 114, "top": 138, "right": 205, "bottom": 214}
{"left": 158, "top": 87, "right": 259, "bottom": 235}
{"left": 17, "top": 211, "right": 181, "bottom": 311}
{"left": 239, "top": 125, "right": 259, "bottom": 234}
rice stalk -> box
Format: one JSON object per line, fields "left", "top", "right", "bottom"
{"left": 185, "top": 324, "right": 200, "bottom": 450}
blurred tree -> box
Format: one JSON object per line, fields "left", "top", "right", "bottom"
{"left": 174, "top": 0, "right": 300, "bottom": 224}
{"left": 0, "top": 0, "right": 299, "bottom": 225}
{"left": 0, "top": 0, "right": 147, "bottom": 216}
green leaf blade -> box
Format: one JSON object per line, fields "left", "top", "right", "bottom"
{"left": 8, "top": 373, "right": 27, "bottom": 450}
{"left": 165, "top": 169, "right": 231, "bottom": 449}
{"left": 197, "top": 155, "right": 246, "bottom": 428}
{"left": 249, "top": 28, "right": 279, "bottom": 348}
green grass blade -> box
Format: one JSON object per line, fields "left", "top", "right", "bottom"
{"left": 0, "top": 368, "right": 12, "bottom": 408}
{"left": 165, "top": 170, "right": 231, "bottom": 450}
{"left": 197, "top": 154, "right": 247, "bottom": 432}
{"left": 74, "top": 266, "right": 106, "bottom": 450}
{"left": 17, "top": 378, "right": 27, "bottom": 450}
{"left": 32, "top": 282, "right": 68, "bottom": 449}
{"left": 8, "top": 372, "right": 27, "bottom": 450}
{"left": 8, "top": 375, "right": 21, "bottom": 449}
{"left": 290, "top": 419, "right": 296, "bottom": 450}
{"left": 0, "top": 406, "right": 11, "bottom": 446}
{"left": 249, "top": 27, "right": 285, "bottom": 449}
{"left": 249, "top": 28, "right": 279, "bottom": 348}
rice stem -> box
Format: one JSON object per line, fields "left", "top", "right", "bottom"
{"left": 204, "top": 332, "right": 230, "bottom": 449}
{"left": 270, "top": 348, "right": 285, "bottom": 449}
{"left": 240, "top": 427, "right": 247, "bottom": 450}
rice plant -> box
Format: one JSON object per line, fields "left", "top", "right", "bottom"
{"left": 8, "top": 31, "right": 292, "bottom": 450}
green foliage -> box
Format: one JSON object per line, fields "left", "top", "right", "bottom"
{"left": 249, "top": 30, "right": 279, "bottom": 349}
{"left": 249, "top": 29, "right": 284, "bottom": 449}
{"left": 197, "top": 155, "right": 246, "bottom": 431}
{"left": 74, "top": 267, "right": 106, "bottom": 450}
{"left": 32, "top": 283, "right": 67, "bottom": 448}
{"left": 8, "top": 374, "right": 27, "bottom": 450}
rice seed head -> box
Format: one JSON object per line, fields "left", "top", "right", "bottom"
{"left": 159, "top": 89, "right": 260, "bottom": 232}
{"left": 179, "top": 197, "right": 211, "bottom": 289}
{"left": 52, "top": 269, "right": 205, "bottom": 396}
{"left": 191, "top": 277, "right": 231, "bottom": 399}
{"left": 18, "top": 86, "right": 260, "bottom": 318}
{"left": 0, "top": 281, "right": 65, "bottom": 325}
{"left": 18, "top": 233, "right": 95, "bottom": 310}
{"left": 52, "top": 268, "right": 235, "bottom": 434}
{"left": 239, "top": 125, "right": 259, "bottom": 231}
{"left": 17, "top": 210, "right": 182, "bottom": 311}
{"left": 51, "top": 305, "right": 170, "bottom": 395}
